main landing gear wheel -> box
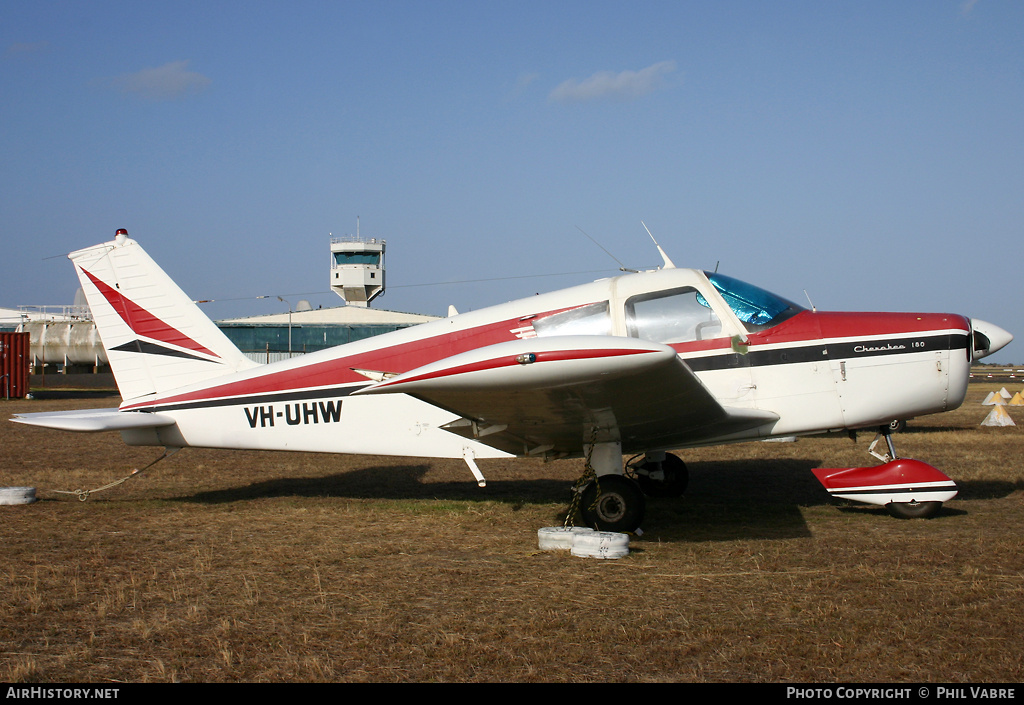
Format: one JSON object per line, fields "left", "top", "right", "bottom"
{"left": 886, "top": 500, "right": 942, "bottom": 519}
{"left": 580, "top": 475, "right": 646, "bottom": 533}
{"left": 631, "top": 453, "right": 689, "bottom": 498}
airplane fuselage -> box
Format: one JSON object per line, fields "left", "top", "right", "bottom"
{"left": 115, "top": 267, "right": 972, "bottom": 459}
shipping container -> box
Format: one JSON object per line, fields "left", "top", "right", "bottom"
{"left": 1, "top": 332, "right": 31, "bottom": 399}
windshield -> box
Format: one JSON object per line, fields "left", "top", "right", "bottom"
{"left": 702, "top": 272, "right": 804, "bottom": 332}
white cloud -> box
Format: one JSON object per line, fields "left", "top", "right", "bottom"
{"left": 549, "top": 60, "right": 677, "bottom": 103}
{"left": 109, "top": 60, "right": 211, "bottom": 101}
{"left": 505, "top": 71, "right": 541, "bottom": 101}
{"left": 5, "top": 41, "right": 50, "bottom": 57}
{"left": 515, "top": 71, "right": 540, "bottom": 92}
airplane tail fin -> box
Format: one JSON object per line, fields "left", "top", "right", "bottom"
{"left": 70, "top": 229, "right": 259, "bottom": 403}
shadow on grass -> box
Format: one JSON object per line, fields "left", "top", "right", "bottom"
{"left": 175, "top": 457, "right": 842, "bottom": 542}
{"left": 953, "top": 478, "right": 1024, "bottom": 501}
{"left": 832, "top": 504, "right": 970, "bottom": 520}
{"left": 177, "top": 463, "right": 573, "bottom": 505}
{"left": 160, "top": 448, "right": 1022, "bottom": 542}
{"left": 642, "top": 458, "right": 826, "bottom": 542}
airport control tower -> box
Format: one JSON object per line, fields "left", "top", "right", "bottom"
{"left": 330, "top": 230, "right": 385, "bottom": 307}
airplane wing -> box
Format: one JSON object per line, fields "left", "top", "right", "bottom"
{"left": 11, "top": 408, "right": 177, "bottom": 433}
{"left": 352, "top": 336, "right": 778, "bottom": 457}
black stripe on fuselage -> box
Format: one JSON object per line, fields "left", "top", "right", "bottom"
{"left": 684, "top": 333, "right": 969, "bottom": 373}
{"left": 127, "top": 332, "right": 969, "bottom": 413}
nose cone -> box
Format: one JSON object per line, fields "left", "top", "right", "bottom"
{"left": 971, "top": 319, "right": 1013, "bottom": 360}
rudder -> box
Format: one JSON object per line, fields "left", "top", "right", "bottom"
{"left": 70, "top": 229, "right": 259, "bottom": 402}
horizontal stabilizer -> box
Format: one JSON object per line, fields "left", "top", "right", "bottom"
{"left": 11, "top": 408, "right": 177, "bottom": 433}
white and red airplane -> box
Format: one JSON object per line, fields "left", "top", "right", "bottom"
{"left": 12, "top": 229, "right": 1013, "bottom": 531}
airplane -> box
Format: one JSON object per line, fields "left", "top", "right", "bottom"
{"left": 11, "top": 228, "right": 1013, "bottom": 531}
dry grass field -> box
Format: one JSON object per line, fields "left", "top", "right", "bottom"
{"left": 1, "top": 382, "right": 1022, "bottom": 683}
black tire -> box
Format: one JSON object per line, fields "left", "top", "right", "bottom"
{"left": 634, "top": 453, "right": 689, "bottom": 498}
{"left": 580, "top": 475, "right": 646, "bottom": 533}
{"left": 886, "top": 500, "right": 941, "bottom": 519}
{"left": 887, "top": 419, "right": 907, "bottom": 433}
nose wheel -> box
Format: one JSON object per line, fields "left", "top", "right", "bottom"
{"left": 886, "top": 498, "right": 942, "bottom": 519}
{"left": 869, "top": 427, "right": 943, "bottom": 519}
{"left": 814, "top": 426, "right": 957, "bottom": 519}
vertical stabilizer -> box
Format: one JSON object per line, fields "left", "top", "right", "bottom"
{"left": 70, "top": 230, "right": 259, "bottom": 402}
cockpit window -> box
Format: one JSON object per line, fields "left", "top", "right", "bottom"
{"left": 533, "top": 302, "right": 612, "bottom": 337}
{"left": 703, "top": 272, "right": 804, "bottom": 332}
{"left": 626, "top": 287, "right": 724, "bottom": 344}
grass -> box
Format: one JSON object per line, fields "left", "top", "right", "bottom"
{"left": 0, "top": 383, "right": 1022, "bottom": 682}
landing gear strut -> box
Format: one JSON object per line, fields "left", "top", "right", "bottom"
{"left": 628, "top": 451, "right": 689, "bottom": 498}
{"left": 868, "top": 427, "right": 944, "bottom": 519}
{"left": 569, "top": 443, "right": 695, "bottom": 532}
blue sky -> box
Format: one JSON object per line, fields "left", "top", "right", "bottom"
{"left": 3, "top": 1, "right": 1022, "bottom": 363}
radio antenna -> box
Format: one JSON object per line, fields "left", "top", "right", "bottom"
{"left": 641, "top": 221, "right": 676, "bottom": 269}
{"left": 803, "top": 289, "right": 817, "bottom": 312}
{"left": 575, "top": 226, "right": 637, "bottom": 272}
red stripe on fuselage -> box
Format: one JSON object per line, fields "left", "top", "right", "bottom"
{"left": 371, "top": 346, "right": 658, "bottom": 390}
{"left": 120, "top": 306, "right": 971, "bottom": 412}
{"left": 667, "top": 310, "right": 969, "bottom": 355}
{"left": 120, "top": 313, "right": 537, "bottom": 410}
{"left": 809, "top": 311, "right": 970, "bottom": 341}
{"left": 121, "top": 303, "right": 621, "bottom": 411}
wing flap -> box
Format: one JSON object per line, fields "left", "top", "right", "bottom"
{"left": 354, "top": 335, "right": 778, "bottom": 456}
{"left": 11, "top": 408, "right": 177, "bottom": 433}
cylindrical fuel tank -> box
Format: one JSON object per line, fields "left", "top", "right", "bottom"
{"left": 21, "top": 320, "right": 108, "bottom": 367}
